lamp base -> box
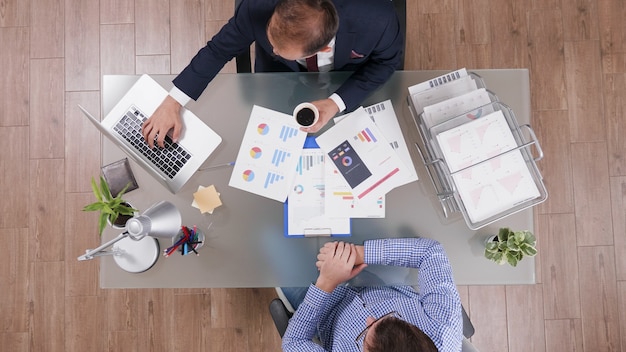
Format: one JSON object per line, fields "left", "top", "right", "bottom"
{"left": 112, "top": 236, "right": 160, "bottom": 273}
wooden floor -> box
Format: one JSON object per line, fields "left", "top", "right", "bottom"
{"left": 0, "top": 0, "right": 624, "bottom": 351}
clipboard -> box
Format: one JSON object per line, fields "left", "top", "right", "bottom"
{"left": 283, "top": 137, "right": 351, "bottom": 237}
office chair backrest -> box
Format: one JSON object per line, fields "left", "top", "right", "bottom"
{"left": 235, "top": 0, "right": 253, "bottom": 73}
{"left": 391, "top": 0, "right": 406, "bottom": 70}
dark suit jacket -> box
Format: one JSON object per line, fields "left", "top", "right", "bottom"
{"left": 173, "top": 0, "right": 403, "bottom": 111}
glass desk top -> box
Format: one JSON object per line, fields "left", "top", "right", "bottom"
{"left": 99, "top": 70, "right": 535, "bottom": 288}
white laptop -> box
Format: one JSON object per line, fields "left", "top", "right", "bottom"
{"left": 79, "top": 74, "right": 222, "bottom": 194}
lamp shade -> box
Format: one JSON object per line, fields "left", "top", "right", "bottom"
{"left": 126, "top": 201, "right": 182, "bottom": 240}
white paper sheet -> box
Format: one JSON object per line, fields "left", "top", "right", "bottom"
{"left": 363, "top": 100, "right": 418, "bottom": 185}
{"left": 228, "top": 105, "right": 307, "bottom": 202}
{"left": 422, "top": 88, "right": 494, "bottom": 129}
{"left": 316, "top": 107, "right": 410, "bottom": 201}
{"left": 410, "top": 75, "right": 478, "bottom": 116}
{"left": 408, "top": 68, "right": 469, "bottom": 95}
{"left": 324, "top": 161, "right": 385, "bottom": 218}
{"left": 287, "top": 148, "right": 351, "bottom": 236}
{"left": 435, "top": 110, "right": 540, "bottom": 222}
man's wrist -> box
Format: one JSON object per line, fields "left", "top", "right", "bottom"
{"left": 168, "top": 86, "right": 192, "bottom": 106}
{"left": 356, "top": 245, "right": 365, "bottom": 265}
{"left": 315, "top": 277, "right": 337, "bottom": 293}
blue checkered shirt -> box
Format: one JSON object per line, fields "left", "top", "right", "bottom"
{"left": 282, "top": 238, "right": 463, "bottom": 352}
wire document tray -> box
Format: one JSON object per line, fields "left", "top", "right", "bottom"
{"left": 408, "top": 73, "right": 547, "bottom": 230}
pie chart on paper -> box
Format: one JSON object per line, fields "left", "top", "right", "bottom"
{"left": 242, "top": 170, "right": 255, "bottom": 182}
{"left": 250, "top": 146, "right": 263, "bottom": 159}
{"left": 257, "top": 123, "right": 270, "bottom": 135}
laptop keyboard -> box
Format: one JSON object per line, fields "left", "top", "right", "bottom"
{"left": 113, "top": 105, "right": 191, "bottom": 179}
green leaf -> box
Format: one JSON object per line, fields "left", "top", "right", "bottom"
{"left": 83, "top": 202, "right": 106, "bottom": 212}
{"left": 507, "top": 254, "right": 518, "bottom": 267}
{"left": 113, "top": 182, "right": 132, "bottom": 199}
{"left": 498, "top": 227, "right": 511, "bottom": 242}
{"left": 485, "top": 241, "right": 499, "bottom": 252}
{"left": 100, "top": 205, "right": 114, "bottom": 215}
{"left": 108, "top": 198, "right": 123, "bottom": 208}
{"left": 507, "top": 237, "right": 520, "bottom": 250}
{"left": 109, "top": 212, "right": 119, "bottom": 225}
{"left": 100, "top": 176, "right": 113, "bottom": 202}
{"left": 90, "top": 177, "right": 103, "bottom": 202}
{"left": 97, "top": 212, "right": 108, "bottom": 236}
{"left": 520, "top": 244, "right": 537, "bottom": 257}
{"left": 114, "top": 204, "right": 136, "bottom": 216}
{"left": 525, "top": 232, "right": 536, "bottom": 246}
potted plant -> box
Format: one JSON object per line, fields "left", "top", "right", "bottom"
{"left": 484, "top": 227, "right": 537, "bottom": 267}
{"left": 83, "top": 176, "right": 138, "bottom": 236}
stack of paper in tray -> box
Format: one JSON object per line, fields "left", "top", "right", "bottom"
{"left": 408, "top": 69, "right": 540, "bottom": 224}
{"left": 286, "top": 100, "right": 419, "bottom": 236}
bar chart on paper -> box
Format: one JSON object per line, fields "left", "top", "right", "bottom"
{"left": 354, "top": 127, "right": 378, "bottom": 143}
{"left": 279, "top": 125, "right": 299, "bottom": 142}
{"left": 264, "top": 172, "right": 285, "bottom": 189}
{"left": 271, "top": 149, "right": 291, "bottom": 167}
{"left": 296, "top": 153, "right": 325, "bottom": 175}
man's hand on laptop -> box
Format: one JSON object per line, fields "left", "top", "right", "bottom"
{"left": 142, "top": 95, "right": 183, "bottom": 148}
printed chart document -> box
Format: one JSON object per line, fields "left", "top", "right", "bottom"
{"left": 422, "top": 88, "right": 494, "bottom": 129}
{"left": 316, "top": 107, "right": 410, "bottom": 201}
{"left": 326, "top": 100, "right": 419, "bottom": 218}
{"left": 285, "top": 146, "right": 351, "bottom": 236}
{"left": 364, "top": 100, "right": 418, "bottom": 185}
{"left": 435, "top": 110, "right": 540, "bottom": 222}
{"left": 408, "top": 68, "right": 486, "bottom": 122}
{"left": 229, "top": 105, "right": 306, "bottom": 202}
{"left": 408, "top": 68, "right": 469, "bottom": 95}
{"left": 324, "top": 163, "right": 385, "bottom": 218}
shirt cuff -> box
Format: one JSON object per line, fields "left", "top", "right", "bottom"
{"left": 364, "top": 239, "right": 385, "bottom": 265}
{"left": 306, "top": 283, "right": 332, "bottom": 304}
{"left": 169, "top": 86, "right": 192, "bottom": 106}
{"left": 329, "top": 93, "right": 346, "bottom": 113}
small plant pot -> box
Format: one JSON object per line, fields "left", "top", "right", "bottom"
{"left": 108, "top": 202, "right": 137, "bottom": 229}
{"left": 484, "top": 228, "right": 537, "bottom": 267}
{"left": 485, "top": 235, "right": 498, "bottom": 245}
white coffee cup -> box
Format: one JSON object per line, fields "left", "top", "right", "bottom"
{"left": 293, "top": 102, "right": 319, "bottom": 127}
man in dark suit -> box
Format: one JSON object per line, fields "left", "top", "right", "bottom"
{"left": 142, "top": 0, "right": 403, "bottom": 148}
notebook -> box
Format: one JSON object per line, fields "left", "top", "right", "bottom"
{"left": 79, "top": 74, "right": 222, "bottom": 194}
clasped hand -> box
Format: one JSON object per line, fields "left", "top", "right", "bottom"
{"left": 315, "top": 242, "right": 367, "bottom": 293}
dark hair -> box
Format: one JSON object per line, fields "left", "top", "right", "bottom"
{"left": 269, "top": 0, "right": 339, "bottom": 56}
{"left": 365, "top": 317, "right": 438, "bottom": 352}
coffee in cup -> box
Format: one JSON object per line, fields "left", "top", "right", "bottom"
{"left": 293, "top": 102, "right": 319, "bottom": 127}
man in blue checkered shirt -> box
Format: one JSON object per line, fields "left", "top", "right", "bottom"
{"left": 282, "top": 238, "right": 463, "bottom": 351}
